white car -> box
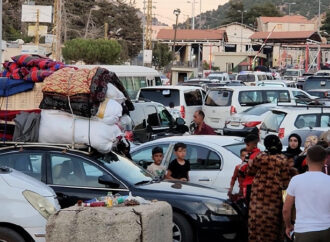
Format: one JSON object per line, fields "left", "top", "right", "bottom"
{"left": 283, "top": 69, "right": 305, "bottom": 81}
{"left": 137, "top": 86, "right": 206, "bottom": 125}
{"left": 223, "top": 103, "right": 278, "bottom": 137}
{"left": 0, "top": 167, "right": 60, "bottom": 242}
{"left": 236, "top": 71, "right": 268, "bottom": 86}
{"left": 207, "top": 72, "right": 230, "bottom": 82}
{"left": 259, "top": 106, "right": 330, "bottom": 141}
{"left": 256, "top": 80, "right": 297, "bottom": 88}
{"left": 203, "top": 86, "right": 316, "bottom": 134}
{"left": 131, "top": 135, "right": 264, "bottom": 192}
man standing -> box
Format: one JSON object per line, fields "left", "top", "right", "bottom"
{"left": 192, "top": 110, "right": 216, "bottom": 135}
{"left": 283, "top": 145, "right": 330, "bottom": 242}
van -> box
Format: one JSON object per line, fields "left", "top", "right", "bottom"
{"left": 207, "top": 72, "right": 230, "bottom": 82}
{"left": 137, "top": 86, "right": 206, "bottom": 125}
{"left": 236, "top": 71, "right": 267, "bottom": 86}
{"left": 283, "top": 69, "right": 305, "bottom": 81}
{"left": 75, "top": 65, "right": 161, "bottom": 99}
{"left": 203, "top": 86, "right": 315, "bottom": 133}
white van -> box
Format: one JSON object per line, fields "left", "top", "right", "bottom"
{"left": 75, "top": 65, "right": 161, "bottom": 99}
{"left": 203, "top": 86, "right": 315, "bottom": 133}
{"left": 137, "top": 86, "right": 206, "bottom": 125}
{"left": 207, "top": 72, "right": 230, "bottom": 82}
{"left": 236, "top": 71, "right": 267, "bottom": 86}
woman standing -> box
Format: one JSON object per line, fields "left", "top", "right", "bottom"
{"left": 248, "top": 135, "right": 291, "bottom": 242}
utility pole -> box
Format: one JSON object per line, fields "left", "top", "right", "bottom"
{"left": 173, "top": 9, "right": 181, "bottom": 56}
{"left": 145, "top": 0, "right": 152, "bottom": 50}
{"left": 142, "top": 0, "right": 146, "bottom": 65}
{"left": 187, "top": 1, "right": 196, "bottom": 30}
{"left": 35, "top": 9, "right": 40, "bottom": 45}
{"left": 318, "top": 0, "right": 321, "bottom": 32}
{"left": 55, "top": 0, "right": 62, "bottom": 61}
{"left": 238, "top": 10, "right": 247, "bottom": 52}
{"left": 104, "top": 22, "right": 108, "bottom": 39}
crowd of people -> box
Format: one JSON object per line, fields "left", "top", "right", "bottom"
{"left": 229, "top": 132, "right": 330, "bottom": 242}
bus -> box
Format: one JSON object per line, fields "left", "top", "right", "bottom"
{"left": 75, "top": 65, "right": 161, "bottom": 99}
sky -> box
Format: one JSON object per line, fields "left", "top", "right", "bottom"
{"left": 135, "top": 0, "right": 229, "bottom": 26}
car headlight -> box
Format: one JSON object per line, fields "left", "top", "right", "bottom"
{"left": 204, "top": 200, "right": 237, "bottom": 215}
{"left": 23, "top": 190, "right": 57, "bottom": 219}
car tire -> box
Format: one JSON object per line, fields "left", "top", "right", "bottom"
{"left": 173, "top": 212, "right": 193, "bottom": 242}
{"left": 0, "top": 227, "right": 25, "bottom": 242}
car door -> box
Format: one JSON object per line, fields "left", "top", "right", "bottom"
{"left": 167, "top": 143, "right": 221, "bottom": 189}
{"left": 46, "top": 152, "right": 129, "bottom": 208}
{"left": 183, "top": 89, "right": 203, "bottom": 125}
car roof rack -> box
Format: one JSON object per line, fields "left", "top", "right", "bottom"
{"left": 0, "top": 142, "right": 92, "bottom": 155}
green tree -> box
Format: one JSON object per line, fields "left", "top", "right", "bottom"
{"left": 62, "top": 38, "right": 121, "bottom": 64}
{"left": 223, "top": 0, "right": 244, "bottom": 24}
{"left": 321, "top": 10, "right": 330, "bottom": 39}
{"left": 152, "top": 43, "right": 173, "bottom": 69}
{"left": 245, "top": 2, "right": 282, "bottom": 27}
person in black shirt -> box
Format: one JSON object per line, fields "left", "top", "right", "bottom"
{"left": 165, "top": 142, "right": 190, "bottom": 181}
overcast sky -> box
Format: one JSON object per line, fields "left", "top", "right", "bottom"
{"left": 135, "top": 0, "right": 229, "bottom": 26}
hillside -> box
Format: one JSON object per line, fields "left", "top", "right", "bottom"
{"left": 180, "top": 0, "right": 330, "bottom": 29}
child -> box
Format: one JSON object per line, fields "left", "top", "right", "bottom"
{"left": 147, "top": 147, "right": 166, "bottom": 179}
{"left": 165, "top": 142, "right": 190, "bottom": 181}
{"left": 228, "top": 148, "right": 248, "bottom": 199}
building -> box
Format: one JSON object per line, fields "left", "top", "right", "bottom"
{"left": 257, "top": 15, "right": 317, "bottom": 32}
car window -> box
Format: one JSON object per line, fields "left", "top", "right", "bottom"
{"left": 292, "top": 90, "right": 309, "bottom": 99}
{"left": 243, "top": 105, "right": 273, "bottom": 115}
{"left": 237, "top": 74, "right": 255, "bottom": 82}
{"left": 0, "top": 153, "right": 42, "bottom": 180}
{"left": 130, "top": 105, "right": 145, "bottom": 129}
{"left": 157, "top": 105, "right": 173, "bottom": 126}
{"left": 264, "top": 90, "right": 290, "bottom": 103}
{"left": 169, "top": 145, "right": 221, "bottom": 170}
{"left": 145, "top": 105, "right": 160, "bottom": 126}
{"left": 119, "top": 77, "right": 135, "bottom": 99}
{"left": 184, "top": 90, "right": 203, "bottom": 106}
{"left": 238, "top": 91, "right": 263, "bottom": 106}
{"left": 295, "top": 114, "right": 318, "bottom": 129}
{"left": 320, "top": 114, "right": 330, "bottom": 127}
{"left": 131, "top": 144, "right": 170, "bottom": 164}
{"left": 223, "top": 143, "right": 246, "bottom": 157}
{"left": 260, "top": 111, "right": 286, "bottom": 132}
{"left": 139, "top": 89, "right": 180, "bottom": 106}
{"left": 205, "top": 90, "right": 232, "bottom": 106}
{"left": 50, "top": 154, "right": 107, "bottom": 188}
{"left": 133, "top": 77, "right": 147, "bottom": 90}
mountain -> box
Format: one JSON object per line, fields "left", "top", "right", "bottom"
{"left": 179, "top": 0, "right": 329, "bottom": 29}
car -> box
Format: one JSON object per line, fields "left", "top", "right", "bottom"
{"left": 131, "top": 135, "right": 262, "bottom": 192}
{"left": 236, "top": 71, "right": 267, "bottom": 86}
{"left": 303, "top": 76, "right": 330, "bottom": 91}
{"left": 207, "top": 72, "right": 230, "bottom": 82}
{"left": 256, "top": 80, "right": 297, "bottom": 88}
{"left": 137, "top": 86, "right": 206, "bottom": 125}
{"left": 0, "top": 166, "right": 59, "bottom": 242}
{"left": 306, "top": 89, "right": 330, "bottom": 99}
{"left": 223, "top": 103, "right": 278, "bottom": 137}
{"left": 0, "top": 144, "right": 245, "bottom": 242}
{"left": 128, "top": 100, "right": 188, "bottom": 143}
{"left": 283, "top": 69, "right": 305, "bottom": 81}
{"left": 202, "top": 86, "right": 316, "bottom": 134}
{"left": 259, "top": 105, "right": 330, "bottom": 141}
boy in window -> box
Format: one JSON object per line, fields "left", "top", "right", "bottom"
{"left": 147, "top": 147, "right": 166, "bottom": 179}
{"left": 166, "top": 143, "right": 190, "bottom": 181}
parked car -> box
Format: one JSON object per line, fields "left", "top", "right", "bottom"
{"left": 259, "top": 105, "right": 330, "bottom": 141}
{"left": 0, "top": 167, "right": 59, "bottom": 242}
{"left": 137, "top": 86, "right": 206, "bottom": 125}
{"left": 0, "top": 144, "right": 245, "bottom": 242}
{"left": 207, "top": 72, "right": 230, "bottom": 82}
{"left": 128, "top": 100, "right": 188, "bottom": 143}
{"left": 303, "top": 76, "right": 330, "bottom": 91}
{"left": 236, "top": 71, "right": 267, "bottom": 86}
{"left": 131, "top": 135, "right": 263, "bottom": 192}
{"left": 306, "top": 89, "right": 330, "bottom": 99}
{"left": 202, "top": 86, "right": 316, "bottom": 134}
{"left": 223, "top": 103, "right": 278, "bottom": 137}
{"left": 256, "top": 80, "right": 297, "bottom": 88}
{"left": 283, "top": 69, "right": 305, "bottom": 81}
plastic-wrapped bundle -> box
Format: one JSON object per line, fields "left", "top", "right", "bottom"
{"left": 95, "top": 99, "right": 123, "bottom": 125}
{"left": 106, "top": 83, "right": 126, "bottom": 104}
{"left": 38, "top": 110, "right": 122, "bottom": 153}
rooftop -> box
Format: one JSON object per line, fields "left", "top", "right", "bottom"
{"left": 250, "top": 31, "right": 321, "bottom": 43}
{"left": 156, "top": 29, "right": 227, "bottom": 41}
{"left": 259, "top": 15, "right": 314, "bottom": 24}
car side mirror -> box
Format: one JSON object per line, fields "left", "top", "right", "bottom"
{"left": 175, "top": 117, "right": 185, "bottom": 126}
{"left": 98, "top": 175, "right": 120, "bottom": 188}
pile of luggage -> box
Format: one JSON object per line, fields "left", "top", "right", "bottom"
{"left": 0, "top": 54, "right": 134, "bottom": 153}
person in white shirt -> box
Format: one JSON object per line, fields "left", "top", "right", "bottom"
{"left": 147, "top": 147, "right": 166, "bottom": 179}
{"left": 283, "top": 145, "right": 330, "bottom": 242}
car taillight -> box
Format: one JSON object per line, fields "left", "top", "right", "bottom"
{"left": 180, "top": 106, "right": 185, "bottom": 119}
{"left": 278, "top": 128, "right": 285, "bottom": 139}
{"left": 124, "top": 130, "right": 134, "bottom": 142}
{"left": 243, "top": 121, "right": 261, "bottom": 127}
{"left": 230, "top": 106, "right": 236, "bottom": 115}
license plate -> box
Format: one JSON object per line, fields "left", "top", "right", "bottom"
{"left": 210, "top": 118, "right": 220, "bottom": 123}
{"left": 230, "top": 121, "right": 240, "bottom": 126}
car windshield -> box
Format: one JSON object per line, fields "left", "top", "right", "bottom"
{"left": 243, "top": 105, "right": 273, "bottom": 116}
{"left": 208, "top": 75, "right": 224, "bottom": 81}
{"left": 205, "top": 90, "right": 232, "bottom": 106}
{"left": 139, "top": 89, "right": 180, "bottom": 106}
{"left": 237, "top": 74, "right": 255, "bottom": 82}
{"left": 304, "top": 79, "right": 330, "bottom": 90}
{"left": 99, "top": 153, "right": 153, "bottom": 185}
{"left": 284, "top": 70, "right": 299, "bottom": 76}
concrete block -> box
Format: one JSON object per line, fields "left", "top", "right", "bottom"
{"left": 46, "top": 201, "right": 172, "bottom": 242}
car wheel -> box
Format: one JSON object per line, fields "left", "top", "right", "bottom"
{"left": 173, "top": 212, "right": 193, "bottom": 242}
{"left": 0, "top": 227, "right": 25, "bottom": 242}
